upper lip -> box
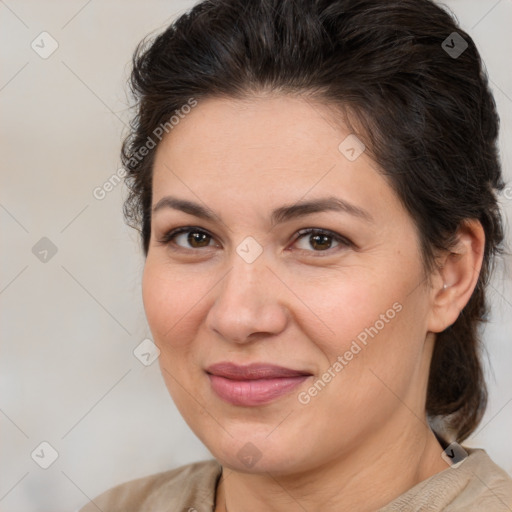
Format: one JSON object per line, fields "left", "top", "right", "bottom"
{"left": 205, "top": 362, "right": 312, "bottom": 380}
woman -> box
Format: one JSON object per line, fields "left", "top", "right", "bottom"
{"left": 80, "top": 0, "right": 512, "bottom": 510}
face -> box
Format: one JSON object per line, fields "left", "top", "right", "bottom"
{"left": 142, "top": 94, "right": 435, "bottom": 475}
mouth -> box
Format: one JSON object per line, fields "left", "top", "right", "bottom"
{"left": 205, "top": 362, "right": 312, "bottom": 406}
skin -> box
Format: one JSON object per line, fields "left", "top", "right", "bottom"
{"left": 142, "top": 94, "right": 485, "bottom": 512}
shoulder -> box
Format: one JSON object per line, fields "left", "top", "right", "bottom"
{"left": 446, "top": 448, "right": 512, "bottom": 511}
{"left": 77, "top": 459, "right": 222, "bottom": 512}
{"left": 380, "top": 447, "right": 512, "bottom": 511}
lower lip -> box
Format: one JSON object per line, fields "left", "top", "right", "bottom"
{"left": 208, "top": 374, "right": 310, "bottom": 406}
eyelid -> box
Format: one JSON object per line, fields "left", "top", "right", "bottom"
{"left": 156, "top": 226, "right": 219, "bottom": 249}
{"left": 156, "top": 226, "right": 354, "bottom": 253}
{"left": 293, "top": 227, "right": 353, "bottom": 250}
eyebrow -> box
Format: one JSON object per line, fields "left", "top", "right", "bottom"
{"left": 152, "top": 195, "right": 374, "bottom": 225}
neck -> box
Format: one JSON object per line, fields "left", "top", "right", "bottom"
{"left": 215, "top": 421, "right": 448, "bottom": 512}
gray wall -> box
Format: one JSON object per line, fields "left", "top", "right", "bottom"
{"left": 1, "top": 1, "right": 511, "bottom": 510}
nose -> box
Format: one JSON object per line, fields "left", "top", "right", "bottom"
{"left": 205, "top": 250, "right": 289, "bottom": 344}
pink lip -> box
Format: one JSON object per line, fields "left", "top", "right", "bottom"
{"left": 206, "top": 363, "right": 312, "bottom": 406}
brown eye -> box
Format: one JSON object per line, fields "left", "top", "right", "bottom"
{"left": 293, "top": 228, "right": 352, "bottom": 253}
{"left": 158, "top": 227, "right": 216, "bottom": 249}
{"left": 185, "top": 231, "right": 212, "bottom": 248}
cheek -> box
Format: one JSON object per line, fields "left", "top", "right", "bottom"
{"left": 300, "top": 270, "right": 403, "bottom": 348}
{"left": 302, "top": 288, "right": 426, "bottom": 435}
{"left": 303, "top": 265, "right": 427, "bottom": 388}
{"left": 141, "top": 258, "right": 204, "bottom": 350}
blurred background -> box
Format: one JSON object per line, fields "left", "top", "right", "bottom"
{"left": 1, "top": 1, "right": 511, "bottom": 510}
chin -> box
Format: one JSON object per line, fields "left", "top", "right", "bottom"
{"left": 203, "top": 429, "right": 309, "bottom": 475}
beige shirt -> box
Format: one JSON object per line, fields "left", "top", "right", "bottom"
{"left": 78, "top": 448, "right": 512, "bottom": 511}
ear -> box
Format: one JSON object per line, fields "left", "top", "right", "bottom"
{"left": 427, "top": 219, "right": 486, "bottom": 334}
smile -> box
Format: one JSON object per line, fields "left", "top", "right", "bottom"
{"left": 206, "top": 363, "right": 312, "bottom": 406}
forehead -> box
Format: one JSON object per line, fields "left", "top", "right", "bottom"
{"left": 151, "top": 95, "right": 403, "bottom": 223}
{"left": 155, "top": 94, "right": 348, "bottom": 169}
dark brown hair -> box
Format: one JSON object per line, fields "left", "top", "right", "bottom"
{"left": 121, "top": 0, "right": 505, "bottom": 442}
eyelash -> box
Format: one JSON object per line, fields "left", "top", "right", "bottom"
{"left": 156, "top": 226, "right": 353, "bottom": 255}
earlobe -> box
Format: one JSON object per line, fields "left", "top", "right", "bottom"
{"left": 427, "top": 220, "right": 485, "bottom": 334}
